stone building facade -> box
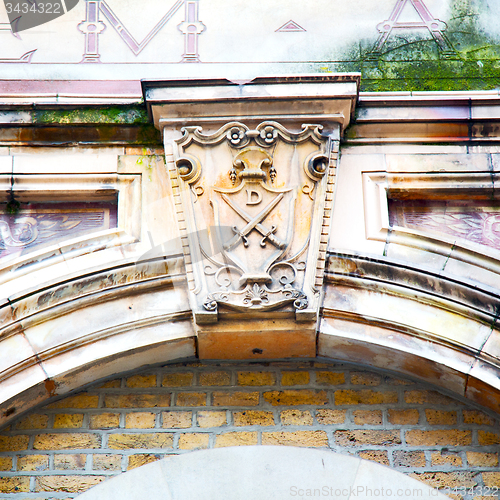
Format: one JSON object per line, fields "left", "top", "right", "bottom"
{"left": 1, "top": 0, "right": 500, "bottom": 498}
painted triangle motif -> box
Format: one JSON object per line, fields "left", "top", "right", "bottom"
{"left": 368, "top": 0, "right": 456, "bottom": 57}
{"left": 397, "top": 0, "right": 424, "bottom": 23}
{"left": 276, "top": 20, "right": 306, "bottom": 32}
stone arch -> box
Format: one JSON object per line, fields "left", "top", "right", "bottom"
{"left": 1, "top": 272, "right": 499, "bottom": 426}
{"left": 1, "top": 77, "right": 500, "bottom": 429}
{"left": 75, "top": 447, "right": 448, "bottom": 500}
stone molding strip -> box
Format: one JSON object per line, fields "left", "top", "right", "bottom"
{"left": 0, "top": 247, "right": 499, "bottom": 425}
{"left": 348, "top": 91, "right": 500, "bottom": 144}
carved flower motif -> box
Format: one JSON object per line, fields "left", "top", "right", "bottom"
{"left": 244, "top": 283, "right": 269, "bottom": 306}
{"left": 227, "top": 127, "right": 245, "bottom": 146}
{"left": 292, "top": 291, "right": 308, "bottom": 310}
{"left": 260, "top": 126, "right": 278, "bottom": 144}
{"left": 203, "top": 299, "right": 217, "bottom": 311}
{"left": 203, "top": 292, "right": 228, "bottom": 311}
{"left": 294, "top": 296, "right": 308, "bottom": 310}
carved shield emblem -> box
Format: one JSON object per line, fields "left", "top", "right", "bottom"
{"left": 211, "top": 148, "right": 296, "bottom": 288}
{"left": 168, "top": 119, "right": 335, "bottom": 322}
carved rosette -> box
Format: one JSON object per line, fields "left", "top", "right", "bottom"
{"left": 165, "top": 120, "right": 339, "bottom": 324}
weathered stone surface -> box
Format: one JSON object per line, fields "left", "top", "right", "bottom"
{"left": 53, "top": 413, "right": 84, "bottom": 429}
{"left": 388, "top": 409, "right": 419, "bottom": 425}
{"left": 404, "top": 391, "right": 454, "bottom": 405}
{"left": 237, "top": 372, "right": 276, "bottom": 386}
{"left": 263, "top": 390, "right": 328, "bottom": 406}
{"left": 463, "top": 410, "right": 495, "bottom": 426}
{"left": 0, "top": 477, "right": 30, "bottom": 493}
{"left": 353, "top": 410, "right": 382, "bottom": 425}
{"left": 0, "top": 456, "right": 12, "bottom": 471}
{"left": 335, "top": 430, "right": 401, "bottom": 447}
{"left": 280, "top": 410, "right": 313, "bottom": 426}
{"left": 54, "top": 454, "right": 86, "bottom": 470}
{"left": 425, "top": 409, "right": 457, "bottom": 425}
{"left": 108, "top": 433, "right": 173, "bottom": 450}
{"left": 46, "top": 394, "right": 99, "bottom": 409}
{"left": 35, "top": 475, "right": 106, "bottom": 493}
{"left": 34, "top": 433, "right": 101, "bottom": 450}
{"left": 409, "top": 472, "right": 477, "bottom": 489}
{"left": 315, "top": 372, "right": 345, "bottom": 385}
{"left": 334, "top": 390, "right": 397, "bottom": 405}
{"left": 105, "top": 394, "right": 171, "bottom": 408}
{"left": 393, "top": 451, "right": 426, "bottom": 468}
{"left": 199, "top": 372, "right": 231, "bottom": 386}
{"left": 478, "top": 430, "right": 500, "bottom": 446}
{"left": 162, "top": 373, "right": 194, "bottom": 387}
{"left": 281, "top": 372, "right": 310, "bottom": 386}
{"left": 93, "top": 454, "right": 123, "bottom": 471}
{"left": 197, "top": 411, "right": 227, "bottom": 428}
{"left": 315, "top": 409, "right": 346, "bottom": 424}
{"left": 386, "top": 377, "right": 412, "bottom": 386}
{"left": 358, "top": 450, "right": 389, "bottom": 466}
{"left": 90, "top": 413, "right": 120, "bottom": 429}
{"left": 482, "top": 472, "right": 500, "bottom": 487}
{"left": 127, "top": 454, "right": 161, "bottom": 470}
{"left": 15, "top": 414, "right": 49, "bottom": 430}
{"left": 431, "top": 453, "right": 463, "bottom": 467}
{"left": 17, "top": 454, "right": 49, "bottom": 471}
{"left": 215, "top": 432, "right": 258, "bottom": 447}
{"left": 262, "top": 431, "right": 328, "bottom": 447}
{"left": 162, "top": 411, "right": 192, "bottom": 428}
{"left": 178, "top": 433, "right": 209, "bottom": 450}
{"left": 405, "top": 430, "right": 472, "bottom": 446}
{"left": 466, "top": 452, "right": 498, "bottom": 467}
{"left": 233, "top": 411, "right": 275, "bottom": 426}
{"left": 98, "top": 380, "right": 121, "bottom": 389}
{"left": 125, "top": 412, "right": 156, "bottom": 429}
{"left": 0, "top": 435, "right": 29, "bottom": 452}
{"left": 213, "top": 392, "right": 259, "bottom": 407}
{"left": 350, "top": 372, "right": 381, "bottom": 386}
{"left": 126, "top": 375, "right": 157, "bottom": 388}
{"left": 176, "top": 393, "right": 207, "bottom": 407}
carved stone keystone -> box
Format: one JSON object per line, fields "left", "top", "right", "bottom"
{"left": 144, "top": 76, "right": 359, "bottom": 358}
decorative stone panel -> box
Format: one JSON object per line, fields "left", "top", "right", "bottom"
{"left": 144, "top": 76, "right": 358, "bottom": 358}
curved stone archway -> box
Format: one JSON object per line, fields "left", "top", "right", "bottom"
{"left": 1, "top": 257, "right": 499, "bottom": 426}
{"left": 76, "top": 446, "right": 447, "bottom": 500}
{"left": 1, "top": 77, "right": 500, "bottom": 427}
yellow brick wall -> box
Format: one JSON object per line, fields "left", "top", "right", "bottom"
{"left": 0, "top": 361, "right": 499, "bottom": 499}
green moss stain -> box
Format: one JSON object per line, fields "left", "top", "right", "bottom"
{"left": 33, "top": 106, "right": 149, "bottom": 125}
{"left": 320, "top": 0, "right": 500, "bottom": 91}
{"left": 4, "top": 199, "right": 20, "bottom": 215}
{"left": 137, "top": 124, "right": 162, "bottom": 145}
{"left": 27, "top": 105, "right": 162, "bottom": 145}
{"left": 136, "top": 147, "right": 164, "bottom": 181}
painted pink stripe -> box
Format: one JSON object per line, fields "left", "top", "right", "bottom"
{"left": 412, "top": 0, "right": 433, "bottom": 22}
{"left": 89, "top": 1, "right": 97, "bottom": 22}
{"left": 88, "top": 33, "right": 96, "bottom": 52}
{"left": 187, "top": 33, "right": 195, "bottom": 53}
{"left": 188, "top": 2, "right": 195, "bottom": 22}
{"left": 0, "top": 80, "right": 142, "bottom": 95}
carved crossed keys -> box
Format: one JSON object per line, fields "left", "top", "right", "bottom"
{"left": 210, "top": 147, "right": 294, "bottom": 289}
{"left": 221, "top": 192, "right": 285, "bottom": 251}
